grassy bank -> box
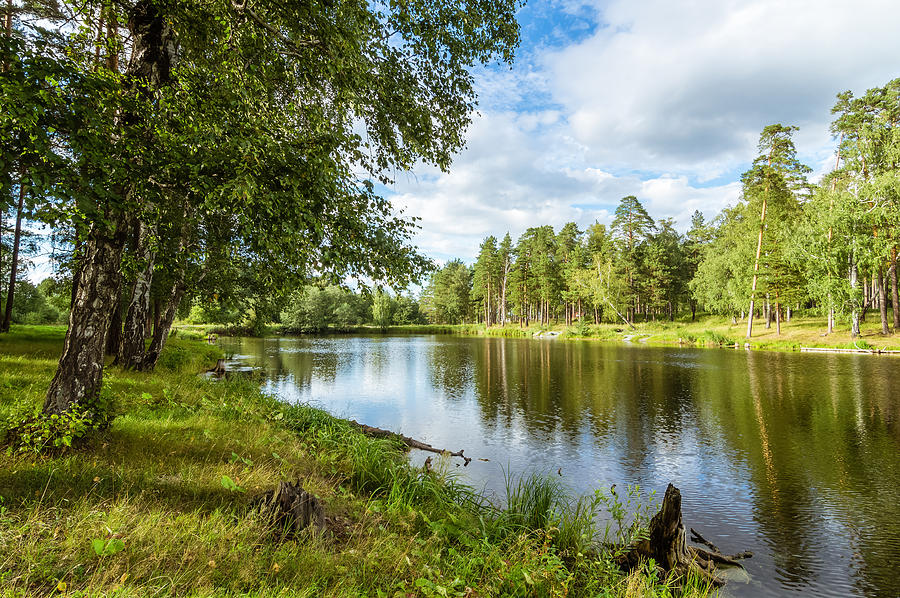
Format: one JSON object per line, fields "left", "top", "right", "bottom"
{"left": 0, "top": 326, "right": 709, "bottom": 597}
{"left": 366, "top": 315, "right": 900, "bottom": 353}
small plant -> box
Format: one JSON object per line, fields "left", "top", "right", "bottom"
{"left": 92, "top": 537, "right": 125, "bottom": 557}
{"left": 595, "top": 484, "right": 656, "bottom": 548}
{"left": 6, "top": 408, "right": 94, "bottom": 454}
{"left": 229, "top": 451, "right": 253, "bottom": 467}
{"left": 571, "top": 318, "right": 591, "bottom": 337}
{"left": 220, "top": 475, "right": 245, "bottom": 493}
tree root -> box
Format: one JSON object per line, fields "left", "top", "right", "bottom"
{"left": 348, "top": 420, "right": 472, "bottom": 465}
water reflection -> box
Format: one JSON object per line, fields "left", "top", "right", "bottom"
{"left": 220, "top": 335, "right": 900, "bottom": 598}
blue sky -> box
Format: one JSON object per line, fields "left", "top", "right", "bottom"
{"left": 386, "top": 0, "right": 900, "bottom": 265}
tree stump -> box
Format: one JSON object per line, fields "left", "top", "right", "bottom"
{"left": 210, "top": 359, "right": 226, "bottom": 376}
{"left": 256, "top": 481, "right": 326, "bottom": 537}
{"left": 619, "top": 483, "right": 749, "bottom": 587}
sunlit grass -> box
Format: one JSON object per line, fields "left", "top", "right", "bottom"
{"left": 394, "top": 312, "right": 900, "bottom": 352}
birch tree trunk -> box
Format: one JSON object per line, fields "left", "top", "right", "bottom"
{"left": 775, "top": 299, "right": 781, "bottom": 335}
{"left": 106, "top": 301, "right": 122, "bottom": 355}
{"left": 44, "top": 219, "right": 129, "bottom": 415}
{"left": 850, "top": 251, "right": 860, "bottom": 338}
{"left": 140, "top": 278, "right": 185, "bottom": 371}
{"left": 43, "top": 0, "right": 177, "bottom": 415}
{"left": 119, "top": 219, "right": 156, "bottom": 369}
{"left": 877, "top": 267, "right": 889, "bottom": 335}
{"left": 891, "top": 247, "right": 899, "bottom": 331}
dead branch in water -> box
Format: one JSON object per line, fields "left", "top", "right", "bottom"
{"left": 348, "top": 420, "right": 472, "bottom": 466}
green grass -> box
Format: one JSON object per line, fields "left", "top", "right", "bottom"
{"left": 372, "top": 313, "right": 900, "bottom": 353}
{"left": 0, "top": 326, "right": 712, "bottom": 597}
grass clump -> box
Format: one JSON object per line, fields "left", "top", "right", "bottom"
{"left": 696, "top": 330, "right": 733, "bottom": 346}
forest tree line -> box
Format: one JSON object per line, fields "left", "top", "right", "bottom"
{"left": 422, "top": 81, "right": 900, "bottom": 338}
{"left": 6, "top": 79, "right": 900, "bottom": 341}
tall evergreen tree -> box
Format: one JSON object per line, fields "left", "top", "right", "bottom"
{"left": 472, "top": 236, "right": 498, "bottom": 325}
{"left": 611, "top": 196, "right": 655, "bottom": 323}
{"left": 744, "top": 124, "right": 810, "bottom": 337}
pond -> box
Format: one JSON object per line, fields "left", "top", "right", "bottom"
{"left": 219, "top": 334, "right": 900, "bottom": 598}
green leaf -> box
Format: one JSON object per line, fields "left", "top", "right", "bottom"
{"left": 220, "top": 475, "right": 244, "bottom": 492}
{"left": 92, "top": 537, "right": 125, "bottom": 556}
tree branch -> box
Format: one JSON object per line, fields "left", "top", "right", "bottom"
{"left": 231, "top": 1, "right": 320, "bottom": 56}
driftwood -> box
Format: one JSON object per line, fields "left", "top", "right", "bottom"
{"left": 620, "top": 484, "right": 750, "bottom": 588}
{"left": 255, "top": 481, "right": 326, "bottom": 537}
{"left": 348, "top": 420, "right": 472, "bottom": 466}
{"left": 690, "top": 527, "right": 720, "bottom": 553}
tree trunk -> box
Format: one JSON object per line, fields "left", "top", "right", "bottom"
{"left": 500, "top": 276, "right": 507, "bottom": 326}
{"left": 860, "top": 274, "right": 868, "bottom": 322}
{"left": 106, "top": 299, "right": 122, "bottom": 356}
{"left": 891, "top": 247, "right": 899, "bottom": 331}
{"left": 43, "top": 0, "right": 176, "bottom": 415}
{"left": 255, "top": 481, "right": 326, "bottom": 538}
{"left": 43, "top": 219, "right": 128, "bottom": 415}
{"left": 775, "top": 301, "right": 781, "bottom": 335}
{"left": 621, "top": 484, "right": 731, "bottom": 587}
{"left": 0, "top": 0, "right": 11, "bottom": 306}
{"left": 1, "top": 177, "right": 25, "bottom": 332}
{"left": 139, "top": 278, "right": 184, "bottom": 371}
{"left": 764, "top": 295, "right": 771, "bottom": 329}
{"left": 877, "top": 267, "right": 889, "bottom": 335}
{"left": 119, "top": 219, "right": 156, "bottom": 369}
{"left": 850, "top": 252, "right": 860, "bottom": 338}
{"left": 747, "top": 183, "right": 769, "bottom": 338}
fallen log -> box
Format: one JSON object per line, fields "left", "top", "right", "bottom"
{"left": 619, "top": 484, "right": 750, "bottom": 588}
{"left": 348, "top": 420, "right": 472, "bottom": 466}
{"left": 254, "top": 480, "right": 326, "bottom": 537}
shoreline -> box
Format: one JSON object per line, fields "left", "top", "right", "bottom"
{"left": 187, "top": 316, "right": 900, "bottom": 355}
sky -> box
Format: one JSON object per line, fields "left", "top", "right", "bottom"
{"left": 385, "top": 0, "right": 900, "bottom": 266}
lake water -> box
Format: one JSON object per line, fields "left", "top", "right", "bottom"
{"left": 219, "top": 334, "right": 900, "bottom": 598}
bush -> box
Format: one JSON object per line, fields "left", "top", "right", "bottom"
{"left": 3, "top": 280, "right": 67, "bottom": 325}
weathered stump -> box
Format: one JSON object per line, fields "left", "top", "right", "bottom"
{"left": 210, "top": 359, "right": 226, "bottom": 376}
{"left": 256, "top": 481, "right": 326, "bottom": 537}
{"left": 619, "top": 483, "right": 750, "bottom": 587}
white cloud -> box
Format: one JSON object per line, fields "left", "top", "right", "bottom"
{"left": 390, "top": 110, "right": 738, "bottom": 261}
{"left": 544, "top": 0, "right": 900, "bottom": 175}
{"left": 389, "top": 0, "right": 900, "bottom": 263}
